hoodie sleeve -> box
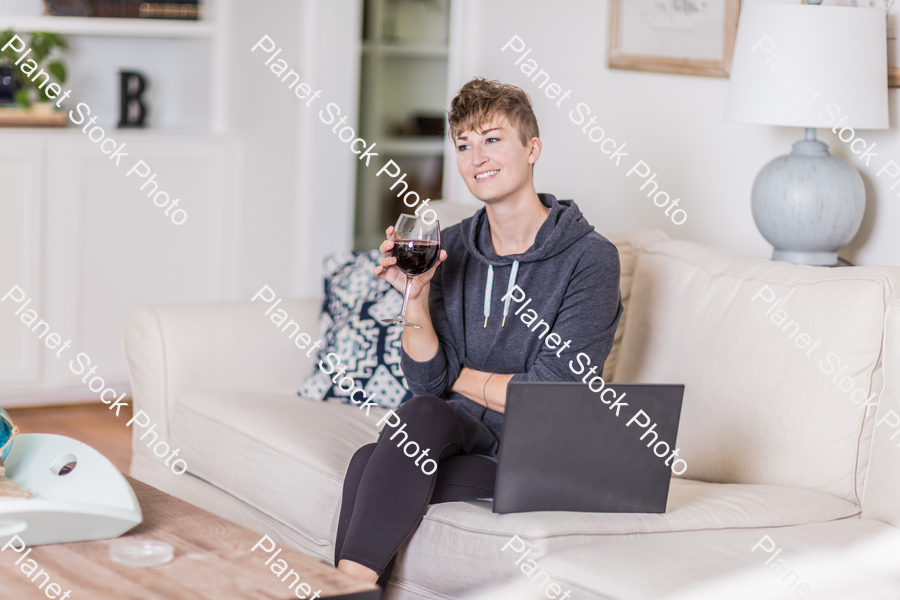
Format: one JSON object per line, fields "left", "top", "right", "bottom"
{"left": 399, "top": 262, "right": 462, "bottom": 397}
{"left": 509, "top": 238, "right": 622, "bottom": 385}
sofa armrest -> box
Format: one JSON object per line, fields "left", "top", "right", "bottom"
{"left": 862, "top": 300, "right": 900, "bottom": 525}
{"left": 122, "top": 298, "right": 322, "bottom": 438}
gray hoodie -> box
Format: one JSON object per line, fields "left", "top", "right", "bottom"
{"left": 400, "top": 194, "right": 622, "bottom": 457}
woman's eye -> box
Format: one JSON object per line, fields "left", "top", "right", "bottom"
{"left": 486, "top": 137, "right": 499, "bottom": 143}
{"left": 457, "top": 144, "right": 469, "bottom": 151}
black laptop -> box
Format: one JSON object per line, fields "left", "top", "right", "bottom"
{"left": 492, "top": 382, "right": 685, "bottom": 514}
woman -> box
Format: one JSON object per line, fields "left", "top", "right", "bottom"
{"left": 334, "top": 77, "right": 622, "bottom": 587}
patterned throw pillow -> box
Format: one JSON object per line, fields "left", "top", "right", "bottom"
{"left": 299, "top": 249, "right": 414, "bottom": 408}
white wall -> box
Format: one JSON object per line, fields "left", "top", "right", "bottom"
{"left": 221, "top": 0, "right": 360, "bottom": 299}
{"left": 444, "top": 0, "right": 900, "bottom": 267}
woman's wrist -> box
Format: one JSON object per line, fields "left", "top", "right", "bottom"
{"left": 407, "top": 280, "right": 430, "bottom": 304}
{"left": 400, "top": 284, "right": 440, "bottom": 361}
{"left": 452, "top": 367, "right": 491, "bottom": 409}
{"left": 482, "top": 372, "right": 496, "bottom": 410}
{"left": 451, "top": 368, "right": 512, "bottom": 413}
{"left": 404, "top": 286, "right": 431, "bottom": 322}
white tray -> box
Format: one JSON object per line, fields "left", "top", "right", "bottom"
{"left": 0, "top": 433, "right": 142, "bottom": 546}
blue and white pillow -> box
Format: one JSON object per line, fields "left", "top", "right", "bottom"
{"left": 299, "top": 249, "right": 414, "bottom": 408}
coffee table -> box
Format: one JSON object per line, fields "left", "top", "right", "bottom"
{"left": 0, "top": 476, "right": 381, "bottom": 599}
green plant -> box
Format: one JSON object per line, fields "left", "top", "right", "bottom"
{"left": 0, "top": 29, "right": 68, "bottom": 108}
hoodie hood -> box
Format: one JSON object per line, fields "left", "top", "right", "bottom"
{"left": 459, "top": 194, "right": 595, "bottom": 267}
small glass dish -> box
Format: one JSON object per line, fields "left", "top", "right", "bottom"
{"left": 109, "top": 540, "right": 174, "bottom": 567}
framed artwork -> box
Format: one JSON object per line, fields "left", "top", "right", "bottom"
{"left": 825, "top": 0, "right": 900, "bottom": 87}
{"left": 608, "top": 0, "right": 742, "bottom": 78}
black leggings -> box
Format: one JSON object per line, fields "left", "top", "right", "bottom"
{"left": 334, "top": 395, "right": 497, "bottom": 586}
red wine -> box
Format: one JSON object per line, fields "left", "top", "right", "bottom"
{"left": 391, "top": 240, "right": 441, "bottom": 276}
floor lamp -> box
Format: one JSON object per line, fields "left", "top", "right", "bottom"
{"left": 725, "top": 3, "right": 889, "bottom": 266}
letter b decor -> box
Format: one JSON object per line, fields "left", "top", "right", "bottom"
{"left": 118, "top": 70, "right": 148, "bottom": 128}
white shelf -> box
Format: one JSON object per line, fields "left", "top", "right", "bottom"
{"left": 355, "top": 0, "right": 450, "bottom": 250}
{"left": 379, "top": 137, "right": 446, "bottom": 155}
{"left": 361, "top": 42, "right": 449, "bottom": 59}
{"left": 0, "top": 16, "right": 212, "bottom": 38}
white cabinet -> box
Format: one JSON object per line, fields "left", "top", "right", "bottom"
{"left": 0, "top": 132, "right": 238, "bottom": 406}
{"left": 0, "top": 5, "right": 235, "bottom": 405}
{"left": 0, "top": 140, "right": 44, "bottom": 386}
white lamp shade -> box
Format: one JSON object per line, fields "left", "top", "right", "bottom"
{"left": 725, "top": 5, "right": 888, "bottom": 130}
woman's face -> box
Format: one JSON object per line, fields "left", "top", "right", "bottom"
{"left": 455, "top": 117, "right": 540, "bottom": 204}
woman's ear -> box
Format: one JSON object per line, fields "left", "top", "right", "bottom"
{"left": 528, "top": 137, "right": 542, "bottom": 164}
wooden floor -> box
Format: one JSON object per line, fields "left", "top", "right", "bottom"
{"left": 7, "top": 402, "right": 133, "bottom": 473}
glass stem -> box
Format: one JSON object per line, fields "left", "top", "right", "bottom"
{"left": 399, "top": 275, "right": 413, "bottom": 320}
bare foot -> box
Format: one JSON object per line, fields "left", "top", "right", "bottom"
{"left": 337, "top": 559, "right": 379, "bottom": 584}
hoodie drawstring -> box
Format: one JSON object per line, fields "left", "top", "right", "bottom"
{"left": 484, "top": 261, "right": 519, "bottom": 327}
{"left": 484, "top": 266, "right": 494, "bottom": 328}
{"left": 502, "top": 261, "right": 519, "bottom": 327}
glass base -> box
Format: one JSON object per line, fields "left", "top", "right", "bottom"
{"left": 382, "top": 316, "right": 421, "bottom": 329}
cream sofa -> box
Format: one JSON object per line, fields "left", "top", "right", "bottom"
{"left": 123, "top": 205, "right": 900, "bottom": 600}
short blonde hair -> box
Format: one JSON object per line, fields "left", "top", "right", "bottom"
{"left": 448, "top": 78, "right": 539, "bottom": 146}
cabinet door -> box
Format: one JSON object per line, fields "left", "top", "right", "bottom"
{"left": 0, "top": 140, "right": 44, "bottom": 387}
{"left": 44, "top": 137, "right": 238, "bottom": 392}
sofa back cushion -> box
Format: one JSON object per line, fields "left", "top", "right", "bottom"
{"left": 614, "top": 240, "right": 899, "bottom": 504}
{"left": 601, "top": 230, "right": 668, "bottom": 381}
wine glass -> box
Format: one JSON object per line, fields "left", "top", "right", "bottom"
{"left": 382, "top": 214, "right": 441, "bottom": 328}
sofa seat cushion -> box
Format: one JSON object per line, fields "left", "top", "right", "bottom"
{"left": 169, "top": 391, "right": 383, "bottom": 554}
{"left": 394, "top": 478, "right": 860, "bottom": 595}
{"left": 466, "top": 518, "right": 895, "bottom": 600}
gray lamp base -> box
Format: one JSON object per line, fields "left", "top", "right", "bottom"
{"left": 771, "top": 249, "right": 838, "bottom": 266}
{"left": 751, "top": 130, "right": 864, "bottom": 267}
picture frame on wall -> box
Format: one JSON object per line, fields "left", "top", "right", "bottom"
{"left": 608, "top": 0, "right": 742, "bottom": 78}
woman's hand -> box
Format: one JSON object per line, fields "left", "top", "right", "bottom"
{"left": 374, "top": 226, "right": 448, "bottom": 302}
